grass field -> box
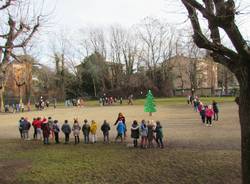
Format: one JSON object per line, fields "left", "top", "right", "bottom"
{"left": 0, "top": 98, "right": 241, "bottom": 184}
{"left": 59, "top": 96, "right": 235, "bottom": 107}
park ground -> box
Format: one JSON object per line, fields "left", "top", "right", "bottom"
{"left": 0, "top": 97, "right": 241, "bottom": 184}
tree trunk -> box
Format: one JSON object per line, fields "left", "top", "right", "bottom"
{"left": 237, "top": 67, "right": 250, "bottom": 184}
{"left": 0, "top": 88, "right": 4, "bottom": 112}
{"left": 92, "top": 78, "right": 97, "bottom": 97}
{"left": 0, "top": 83, "right": 5, "bottom": 112}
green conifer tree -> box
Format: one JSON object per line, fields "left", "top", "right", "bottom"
{"left": 144, "top": 90, "right": 156, "bottom": 116}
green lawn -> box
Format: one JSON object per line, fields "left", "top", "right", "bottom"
{"left": 0, "top": 139, "right": 241, "bottom": 184}
{"left": 54, "top": 97, "right": 235, "bottom": 107}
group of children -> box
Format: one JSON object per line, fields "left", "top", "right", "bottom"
{"left": 18, "top": 113, "right": 164, "bottom": 149}
{"left": 188, "top": 96, "right": 219, "bottom": 126}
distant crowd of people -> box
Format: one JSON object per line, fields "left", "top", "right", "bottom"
{"left": 18, "top": 112, "right": 164, "bottom": 149}
{"left": 99, "top": 94, "right": 134, "bottom": 106}
{"left": 187, "top": 95, "right": 219, "bottom": 126}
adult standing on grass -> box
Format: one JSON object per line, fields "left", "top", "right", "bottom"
{"left": 101, "top": 120, "right": 111, "bottom": 144}
{"left": 205, "top": 105, "right": 214, "bottom": 127}
{"left": 82, "top": 119, "right": 90, "bottom": 144}
{"left": 53, "top": 120, "right": 60, "bottom": 144}
{"left": 131, "top": 120, "right": 140, "bottom": 147}
{"left": 72, "top": 119, "right": 81, "bottom": 144}
{"left": 212, "top": 100, "right": 219, "bottom": 121}
{"left": 61, "top": 120, "right": 71, "bottom": 144}
{"left": 90, "top": 120, "right": 97, "bottom": 143}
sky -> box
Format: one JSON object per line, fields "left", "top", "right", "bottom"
{"left": 31, "top": 0, "right": 250, "bottom": 65}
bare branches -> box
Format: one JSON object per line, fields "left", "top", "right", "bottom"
{"left": 182, "top": 0, "right": 250, "bottom": 59}
{"left": 0, "top": 0, "right": 14, "bottom": 10}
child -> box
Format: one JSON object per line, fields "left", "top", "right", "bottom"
{"left": 140, "top": 120, "right": 148, "bottom": 149}
{"left": 155, "top": 121, "right": 164, "bottom": 148}
{"left": 115, "top": 120, "right": 125, "bottom": 143}
{"left": 36, "top": 117, "right": 42, "bottom": 140}
{"left": 82, "top": 119, "right": 90, "bottom": 144}
{"left": 61, "top": 120, "right": 71, "bottom": 144}
{"left": 101, "top": 120, "right": 111, "bottom": 143}
{"left": 72, "top": 119, "right": 81, "bottom": 144}
{"left": 90, "top": 120, "right": 97, "bottom": 143}
{"left": 198, "top": 102, "right": 206, "bottom": 124}
{"left": 131, "top": 120, "right": 140, "bottom": 147}
{"left": 212, "top": 100, "right": 219, "bottom": 121}
{"left": 24, "top": 118, "right": 31, "bottom": 140}
{"left": 53, "top": 120, "right": 60, "bottom": 144}
{"left": 114, "top": 113, "right": 126, "bottom": 138}
{"left": 147, "top": 120, "right": 155, "bottom": 148}
{"left": 32, "top": 118, "right": 37, "bottom": 139}
{"left": 48, "top": 117, "right": 54, "bottom": 141}
{"left": 206, "top": 105, "right": 214, "bottom": 126}
{"left": 18, "top": 117, "right": 25, "bottom": 139}
{"left": 41, "top": 120, "right": 50, "bottom": 145}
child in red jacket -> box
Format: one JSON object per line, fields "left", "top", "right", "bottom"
{"left": 205, "top": 105, "right": 214, "bottom": 126}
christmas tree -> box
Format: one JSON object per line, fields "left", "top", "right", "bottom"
{"left": 144, "top": 90, "right": 156, "bottom": 116}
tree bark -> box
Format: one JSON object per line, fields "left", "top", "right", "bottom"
{"left": 237, "top": 67, "right": 250, "bottom": 184}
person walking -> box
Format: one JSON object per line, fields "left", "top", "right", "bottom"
{"left": 212, "top": 100, "right": 219, "bottom": 121}
{"left": 206, "top": 105, "right": 214, "bottom": 127}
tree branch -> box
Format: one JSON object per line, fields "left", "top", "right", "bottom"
{"left": 0, "top": 0, "right": 14, "bottom": 10}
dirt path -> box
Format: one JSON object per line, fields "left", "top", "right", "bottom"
{"left": 0, "top": 103, "right": 240, "bottom": 149}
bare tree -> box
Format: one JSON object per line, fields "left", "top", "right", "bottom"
{"left": 137, "top": 17, "right": 171, "bottom": 84}
{"left": 180, "top": 0, "right": 250, "bottom": 183}
{"left": 0, "top": 0, "right": 46, "bottom": 111}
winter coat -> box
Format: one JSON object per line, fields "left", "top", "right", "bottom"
{"left": 200, "top": 107, "right": 206, "bottom": 117}
{"left": 140, "top": 124, "right": 148, "bottom": 137}
{"left": 205, "top": 108, "right": 214, "bottom": 118}
{"left": 212, "top": 102, "right": 219, "bottom": 113}
{"left": 147, "top": 124, "right": 155, "bottom": 141}
{"left": 48, "top": 120, "right": 54, "bottom": 130}
{"left": 131, "top": 124, "right": 140, "bottom": 139}
{"left": 155, "top": 125, "right": 163, "bottom": 139}
{"left": 114, "top": 116, "right": 125, "bottom": 125}
{"left": 41, "top": 123, "right": 50, "bottom": 137}
{"left": 101, "top": 122, "right": 110, "bottom": 134}
{"left": 19, "top": 120, "right": 25, "bottom": 130}
{"left": 82, "top": 123, "right": 90, "bottom": 135}
{"left": 90, "top": 122, "right": 97, "bottom": 134}
{"left": 53, "top": 123, "right": 60, "bottom": 133}
{"left": 61, "top": 123, "right": 71, "bottom": 134}
{"left": 117, "top": 121, "right": 125, "bottom": 134}
{"left": 72, "top": 123, "right": 81, "bottom": 136}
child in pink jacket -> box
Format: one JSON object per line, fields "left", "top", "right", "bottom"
{"left": 205, "top": 105, "right": 214, "bottom": 126}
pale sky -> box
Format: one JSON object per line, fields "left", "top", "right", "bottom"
{"left": 33, "top": 0, "right": 250, "bottom": 65}
{"left": 52, "top": 0, "right": 170, "bottom": 28}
